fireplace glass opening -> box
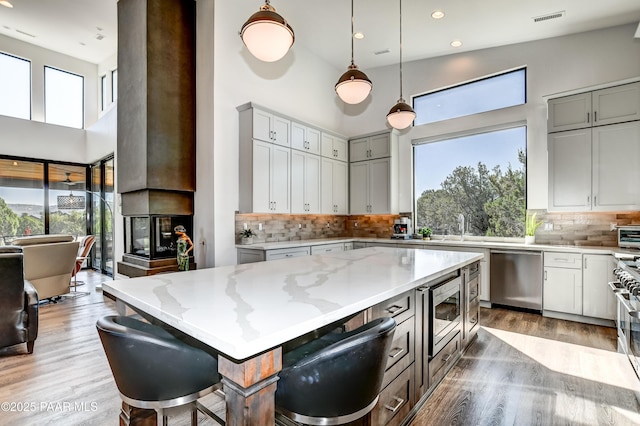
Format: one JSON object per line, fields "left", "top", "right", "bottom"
{"left": 125, "top": 215, "right": 193, "bottom": 259}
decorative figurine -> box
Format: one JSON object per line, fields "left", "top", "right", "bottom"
{"left": 174, "top": 225, "right": 193, "bottom": 271}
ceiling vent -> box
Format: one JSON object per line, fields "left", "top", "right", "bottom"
{"left": 15, "top": 29, "right": 35, "bottom": 37}
{"left": 374, "top": 48, "right": 390, "bottom": 55}
{"left": 95, "top": 33, "right": 105, "bottom": 40}
{"left": 533, "top": 11, "right": 565, "bottom": 23}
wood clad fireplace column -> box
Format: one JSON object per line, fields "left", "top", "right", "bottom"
{"left": 116, "top": 0, "right": 196, "bottom": 277}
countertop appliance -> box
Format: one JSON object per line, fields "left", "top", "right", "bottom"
{"left": 611, "top": 258, "right": 640, "bottom": 395}
{"left": 429, "top": 272, "right": 462, "bottom": 356}
{"left": 392, "top": 217, "right": 413, "bottom": 240}
{"left": 490, "top": 250, "right": 543, "bottom": 312}
{"left": 618, "top": 226, "right": 640, "bottom": 249}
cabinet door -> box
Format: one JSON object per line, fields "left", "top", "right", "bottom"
{"left": 333, "top": 137, "right": 348, "bottom": 162}
{"left": 350, "top": 161, "right": 369, "bottom": 214}
{"left": 321, "top": 133, "right": 334, "bottom": 158}
{"left": 252, "top": 140, "right": 272, "bottom": 213}
{"left": 350, "top": 137, "right": 369, "bottom": 162}
{"left": 270, "top": 144, "right": 290, "bottom": 213}
{"left": 333, "top": 160, "right": 348, "bottom": 214}
{"left": 305, "top": 153, "right": 321, "bottom": 213}
{"left": 548, "top": 129, "right": 592, "bottom": 211}
{"left": 271, "top": 115, "right": 290, "bottom": 147}
{"left": 321, "top": 157, "right": 335, "bottom": 214}
{"left": 368, "top": 158, "right": 391, "bottom": 214}
{"left": 252, "top": 109, "right": 273, "bottom": 142}
{"left": 592, "top": 82, "right": 640, "bottom": 126}
{"left": 582, "top": 254, "right": 616, "bottom": 320}
{"left": 306, "top": 128, "right": 321, "bottom": 155}
{"left": 290, "top": 150, "right": 306, "bottom": 213}
{"left": 592, "top": 121, "right": 640, "bottom": 210}
{"left": 547, "top": 93, "right": 592, "bottom": 132}
{"left": 543, "top": 267, "right": 583, "bottom": 315}
{"left": 369, "top": 133, "right": 391, "bottom": 159}
{"left": 290, "top": 122, "right": 306, "bottom": 152}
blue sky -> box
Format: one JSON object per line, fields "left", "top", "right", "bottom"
{"left": 414, "top": 126, "right": 526, "bottom": 194}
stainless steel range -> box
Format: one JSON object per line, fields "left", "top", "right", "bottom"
{"left": 611, "top": 257, "right": 640, "bottom": 397}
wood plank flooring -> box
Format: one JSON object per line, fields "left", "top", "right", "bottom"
{"left": 1, "top": 272, "right": 639, "bottom": 425}
{"left": 411, "top": 309, "right": 640, "bottom": 426}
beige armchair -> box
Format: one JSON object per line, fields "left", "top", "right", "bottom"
{"left": 13, "top": 235, "right": 80, "bottom": 301}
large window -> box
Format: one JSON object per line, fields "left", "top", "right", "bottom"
{"left": 413, "top": 68, "right": 526, "bottom": 126}
{"left": 0, "top": 157, "right": 88, "bottom": 243}
{"left": 0, "top": 52, "right": 31, "bottom": 120}
{"left": 44, "top": 66, "right": 84, "bottom": 129}
{"left": 111, "top": 69, "right": 118, "bottom": 102}
{"left": 414, "top": 126, "right": 526, "bottom": 238}
{"left": 101, "top": 74, "right": 108, "bottom": 111}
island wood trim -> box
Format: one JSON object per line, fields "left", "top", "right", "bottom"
{"left": 218, "top": 347, "right": 283, "bottom": 425}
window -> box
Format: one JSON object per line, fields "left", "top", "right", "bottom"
{"left": 48, "top": 164, "right": 86, "bottom": 236}
{"left": 414, "top": 126, "right": 526, "bottom": 238}
{"left": 0, "top": 52, "right": 31, "bottom": 120}
{"left": 44, "top": 66, "right": 84, "bottom": 129}
{"left": 101, "top": 75, "right": 108, "bottom": 111}
{"left": 413, "top": 68, "right": 526, "bottom": 125}
{"left": 111, "top": 69, "right": 118, "bottom": 102}
{"left": 0, "top": 159, "right": 45, "bottom": 241}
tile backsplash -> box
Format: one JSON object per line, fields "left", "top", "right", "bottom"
{"left": 531, "top": 210, "right": 640, "bottom": 247}
{"left": 235, "top": 213, "right": 409, "bottom": 243}
{"left": 236, "top": 210, "right": 640, "bottom": 247}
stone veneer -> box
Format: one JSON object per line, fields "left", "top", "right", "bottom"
{"left": 531, "top": 209, "right": 640, "bottom": 247}
{"left": 235, "top": 213, "right": 412, "bottom": 244}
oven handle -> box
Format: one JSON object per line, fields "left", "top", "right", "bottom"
{"left": 616, "top": 292, "right": 634, "bottom": 313}
{"left": 608, "top": 281, "right": 623, "bottom": 292}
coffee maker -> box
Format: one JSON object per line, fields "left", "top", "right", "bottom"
{"left": 392, "top": 217, "right": 413, "bottom": 239}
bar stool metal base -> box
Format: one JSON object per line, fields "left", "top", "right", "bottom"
{"left": 276, "top": 396, "right": 378, "bottom": 426}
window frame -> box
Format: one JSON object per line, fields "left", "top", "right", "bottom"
{"left": 43, "top": 65, "right": 85, "bottom": 129}
{"left": 0, "top": 51, "right": 32, "bottom": 120}
{"left": 412, "top": 67, "right": 527, "bottom": 126}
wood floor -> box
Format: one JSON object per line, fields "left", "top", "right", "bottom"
{"left": 1, "top": 273, "right": 639, "bottom": 425}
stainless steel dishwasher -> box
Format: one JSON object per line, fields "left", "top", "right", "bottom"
{"left": 490, "top": 249, "right": 543, "bottom": 312}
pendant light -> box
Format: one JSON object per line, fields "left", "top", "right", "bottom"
{"left": 386, "top": 0, "right": 416, "bottom": 130}
{"left": 240, "top": 0, "right": 295, "bottom": 62}
{"left": 335, "top": 0, "right": 372, "bottom": 104}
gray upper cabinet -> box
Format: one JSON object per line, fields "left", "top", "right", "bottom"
{"left": 291, "top": 121, "right": 321, "bottom": 155}
{"left": 252, "top": 107, "right": 291, "bottom": 147}
{"left": 350, "top": 133, "right": 391, "bottom": 162}
{"left": 321, "top": 132, "right": 348, "bottom": 162}
{"left": 548, "top": 82, "right": 640, "bottom": 132}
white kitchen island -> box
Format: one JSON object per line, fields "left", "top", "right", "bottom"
{"left": 103, "top": 247, "right": 483, "bottom": 425}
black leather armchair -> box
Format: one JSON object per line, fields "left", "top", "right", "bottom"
{"left": 276, "top": 316, "right": 396, "bottom": 425}
{"left": 0, "top": 247, "right": 38, "bottom": 354}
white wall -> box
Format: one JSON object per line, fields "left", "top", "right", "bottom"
{"left": 343, "top": 24, "right": 640, "bottom": 211}
{"left": 207, "top": 1, "right": 347, "bottom": 266}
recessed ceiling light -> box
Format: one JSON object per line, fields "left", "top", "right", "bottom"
{"left": 431, "top": 10, "right": 445, "bottom": 19}
{"left": 0, "top": 1, "right": 13, "bottom": 9}
{"left": 354, "top": 32, "right": 365, "bottom": 40}
{"left": 450, "top": 40, "right": 463, "bottom": 47}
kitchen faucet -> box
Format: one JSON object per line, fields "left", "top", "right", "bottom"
{"left": 458, "top": 214, "right": 465, "bottom": 241}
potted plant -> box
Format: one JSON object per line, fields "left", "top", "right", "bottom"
{"left": 525, "top": 212, "right": 543, "bottom": 244}
{"left": 418, "top": 227, "right": 432, "bottom": 240}
{"left": 239, "top": 228, "right": 256, "bottom": 245}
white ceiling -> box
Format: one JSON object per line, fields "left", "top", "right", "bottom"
{"left": 0, "top": 0, "right": 639, "bottom": 69}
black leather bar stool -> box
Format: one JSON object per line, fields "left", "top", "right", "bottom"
{"left": 96, "top": 315, "right": 222, "bottom": 426}
{"left": 275, "top": 317, "right": 396, "bottom": 425}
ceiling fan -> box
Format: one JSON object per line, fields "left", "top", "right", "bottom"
{"left": 63, "top": 172, "right": 81, "bottom": 186}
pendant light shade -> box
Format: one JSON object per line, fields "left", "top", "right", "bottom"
{"left": 336, "top": 64, "right": 373, "bottom": 104}
{"left": 240, "top": 1, "right": 294, "bottom": 62}
{"left": 387, "top": 98, "right": 416, "bottom": 130}
{"left": 387, "top": 0, "right": 416, "bottom": 130}
{"left": 335, "top": 0, "right": 372, "bottom": 104}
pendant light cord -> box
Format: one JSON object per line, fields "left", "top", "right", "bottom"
{"left": 350, "top": 0, "right": 355, "bottom": 66}
{"left": 399, "top": 0, "right": 404, "bottom": 100}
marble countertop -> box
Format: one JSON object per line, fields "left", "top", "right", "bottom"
{"left": 236, "top": 236, "right": 619, "bottom": 255}
{"left": 103, "top": 247, "right": 482, "bottom": 360}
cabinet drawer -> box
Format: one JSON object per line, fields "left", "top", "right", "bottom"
{"left": 381, "top": 317, "right": 414, "bottom": 389}
{"left": 310, "top": 243, "right": 344, "bottom": 255}
{"left": 371, "top": 290, "right": 414, "bottom": 325}
{"left": 265, "top": 247, "right": 310, "bottom": 261}
{"left": 429, "top": 332, "right": 460, "bottom": 388}
{"left": 371, "top": 364, "right": 413, "bottom": 426}
{"left": 544, "top": 252, "right": 582, "bottom": 268}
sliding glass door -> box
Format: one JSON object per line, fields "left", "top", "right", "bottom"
{"left": 90, "top": 156, "right": 114, "bottom": 276}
